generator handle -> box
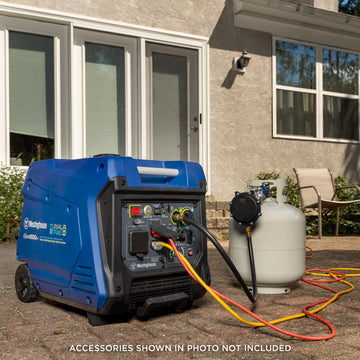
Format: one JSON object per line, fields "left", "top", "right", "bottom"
{"left": 137, "top": 166, "right": 179, "bottom": 178}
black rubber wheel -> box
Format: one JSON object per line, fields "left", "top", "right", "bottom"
{"left": 15, "top": 264, "right": 38, "bottom": 303}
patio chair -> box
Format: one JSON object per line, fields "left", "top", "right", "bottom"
{"left": 293, "top": 168, "right": 360, "bottom": 238}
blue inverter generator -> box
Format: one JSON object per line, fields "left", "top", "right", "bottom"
{"left": 15, "top": 156, "right": 210, "bottom": 325}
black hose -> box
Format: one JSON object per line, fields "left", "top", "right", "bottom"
{"left": 246, "top": 234, "right": 257, "bottom": 301}
{"left": 181, "top": 213, "right": 256, "bottom": 304}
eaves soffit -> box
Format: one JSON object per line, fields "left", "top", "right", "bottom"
{"left": 233, "top": 0, "right": 360, "bottom": 38}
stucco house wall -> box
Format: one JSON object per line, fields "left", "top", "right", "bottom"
{"left": 1, "top": 0, "right": 359, "bottom": 201}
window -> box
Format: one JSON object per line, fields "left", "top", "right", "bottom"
{"left": 73, "top": 30, "right": 138, "bottom": 158}
{"left": 274, "top": 39, "right": 359, "bottom": 142}
{"left": 9, "top": 32, "right": 55, "bottom": 165}
{"left": 73, "top": 32, "right": 203, "bottom": 163}
{"left": 322, "top": 49, "right": 359, "bottom": 140}
{"left": 0, "top": 16, "right": 68, "bottom": 166}
{"left": 146, "top": 44, "right": 199, "bottom": 162}
{"left": 85, "top": 42, "right": 125, "bottom": 157}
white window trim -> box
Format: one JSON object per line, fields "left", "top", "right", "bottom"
{"left": 0, "top": 23, "right": 6, "bottom": 165}
{"left": 273, "top": 36, "right": 360, "bottom": 144}
{"left": 0, "top": 2, "right": 210, "bottom": 191}
{"left": 145, "top": 42, "right": 200, "bottom": 162}
{"left": 73, "top": 30, "right": 138, "bottom": 158}
{"left": 0, "top": 15, "right": 69, "bottom": 166}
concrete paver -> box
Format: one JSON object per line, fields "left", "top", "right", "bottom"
{"left": 1, "top": 236, "right": 359, "bottom": 359}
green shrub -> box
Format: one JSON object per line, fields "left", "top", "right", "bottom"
{"left": 255, "top": 171, "right": 281, "bottom": 181}
{"left": 255, "top": 171, "right": 360, "bottom": 236}
{"left": 0, "top": 167, "right": 27, "bottom": 242}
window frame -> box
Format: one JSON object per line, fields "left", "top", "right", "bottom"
{"left": 73, "top": 29, "right": 138, "bottom": 158}
{"left": 0, "top": 16, "right": 69, "bottom": 166}
{"left": 145, "top": 42, "right": 200, "bottom": 162}
{"left": 273, "top": 37, "right": 360, "bottom": 143}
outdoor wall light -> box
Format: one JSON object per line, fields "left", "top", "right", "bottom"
{"left": 233, "top": 50, "right": 251, "bottom": 74}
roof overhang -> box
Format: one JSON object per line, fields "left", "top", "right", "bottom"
{"left": 233, "top": 0, "right": 360, "bottom": 50}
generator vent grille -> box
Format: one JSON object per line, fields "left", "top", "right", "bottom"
{"left": 71, "top": 265, "right": 96, "bottom": 294}
{"left": 130, "top": 274, "right": 191, "bottom": 309}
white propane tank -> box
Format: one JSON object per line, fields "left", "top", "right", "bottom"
{"left": 229, "top": 179, "right": 306, "bottom": 294}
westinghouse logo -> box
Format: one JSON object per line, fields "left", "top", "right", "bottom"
{"left": 23, "top": 217, "right": 48, "bottom": 230}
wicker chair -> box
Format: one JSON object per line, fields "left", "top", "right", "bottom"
{"left": 293, "top": 168, "right": 360, "bottom": 238}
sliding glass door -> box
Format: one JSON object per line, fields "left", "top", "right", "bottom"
{"left": 85, "top": 42, "right": 126, "bottom": 157}
{"left": 146, "top": 44, "right": 199, "bottom": 162}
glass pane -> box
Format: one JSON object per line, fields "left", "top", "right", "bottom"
{"left": 85, "top": 43, "right": 125, "bottom": 157}
{"left": 322, "top": 49, "right": 358, "bottom": 95}
{"left": 152, "top": 52, "right": 187, "bottom": 161}
{"left": 276, "top": 40, "right": 316, "bottom": 89}
{"left": 9, "top": 31, "right": 54, "bottom": 165}
{"left": 323, "top": 96, "right": 359, "bottom": 141}
{"left": 277, "top": 89, "right": 316, "bottom": 137}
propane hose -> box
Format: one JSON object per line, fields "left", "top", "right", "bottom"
{"left": 245, "top": 225, "right": 257, "bottom": 301}
{"left": 158, "top": 239, "right": 360, "bottom": 341}
{"left": 172, "top": 212, "right": 257, "bottom": 304}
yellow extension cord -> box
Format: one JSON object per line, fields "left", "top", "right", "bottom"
{"left": 159, "top": 242, "right": 360, "bottom": 328}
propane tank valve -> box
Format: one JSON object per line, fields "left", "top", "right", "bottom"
{"left": 229, "top": 191, "right": 261, "bottom": 226}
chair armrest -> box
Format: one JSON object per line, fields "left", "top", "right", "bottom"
{"left": 299, "top": 185, "right": 321, "bottom": 196}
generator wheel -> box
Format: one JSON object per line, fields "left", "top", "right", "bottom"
{"left": 15, "top": 264, "right": 38, "bottom": 303}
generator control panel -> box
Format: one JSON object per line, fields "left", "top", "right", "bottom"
{"left": 121, "top": 201, "right": 201, "bottom": 272}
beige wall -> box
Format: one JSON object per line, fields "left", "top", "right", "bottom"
{"left": 1, "top": 0, "right": 220, "bottom": 36}
{"left": 3, "top": 0, "right": 359, "bottom": 200}
{"left": 294, "top": 0, "right": 338, "bottom": 12}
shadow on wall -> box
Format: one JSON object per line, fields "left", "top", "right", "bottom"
{"left": 209, "top": 0, "right": 271, "bottom": 89}
{"left": 344, "top": 143, "right": 360, "bottom": 183}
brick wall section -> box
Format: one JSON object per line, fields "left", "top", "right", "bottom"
{"left": 205, "top": 197, "right": 230, "bottom": 241}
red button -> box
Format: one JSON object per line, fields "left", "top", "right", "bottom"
{"left": 188, "top": 251, "right": 193, "bottom": 256}
{"left": 131, "top": 207, "right": 140, "bottom": 216}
